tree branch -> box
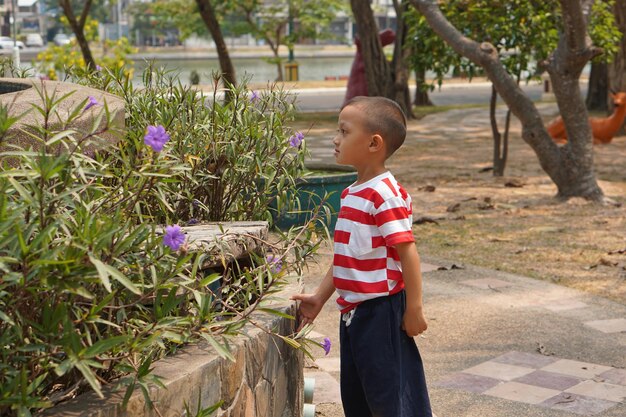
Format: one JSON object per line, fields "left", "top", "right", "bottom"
{"left": 410, "top": 1, "right": 546, "bottom": 129}
{"left": 411, "top": 0, "right": 561, "bottom": 179}
{"left": 79, "top": 0, "right": 93, "bottom": 30}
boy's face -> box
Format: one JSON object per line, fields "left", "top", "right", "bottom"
{"left": 333, "top": 105, "right": 374, "bottom": 167}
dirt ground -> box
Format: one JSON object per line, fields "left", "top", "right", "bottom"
{"left": 293, "top": 103, "right": 626, "bottom": 305}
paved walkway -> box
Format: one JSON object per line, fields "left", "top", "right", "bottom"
{"left": 300, "top": 103, "right": 626, "bottom": 417}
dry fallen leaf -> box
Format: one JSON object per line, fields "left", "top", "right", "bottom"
{"left": 478, "top": 202, "right": 495, "bottom": 210}
{"left": 489, "top": 237, "right": 512, "bottom": 242}
{"left": 413, "top": 216, "right": 441, "bottom": 225}
{"left": 447, "top": 203, "right": 461, "bottom": 213}
{"left": 504, "top": 179, "right": 525, "bottom": 188}
{"left": 599, "top": 257, "right": 619, "bottom": 267}
{"left": 608, "top": 248, "right": 626, "bottom": 255}
{"left": 437, "top": 264, "right": 465, "bottom": 271}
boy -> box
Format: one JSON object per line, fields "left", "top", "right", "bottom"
{"left": 292, "top": 96, "right": 432, "bottom": 417}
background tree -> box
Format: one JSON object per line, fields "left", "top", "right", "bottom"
{"left": 608, "top": 0, "right": 626, "bottom": 116}
{"left": 411, "top": 0, "right": 611, "bottom": 202}
{"left": 349, "top": 0, "right": 413, "bottom": 116}
{"left": 127, "top": 0, "right": 240, "bottom": 93}
{"left": 390, "top": 0, "right": 414, "bottom": 116}
{"left": 237, "top": 0, "right": 344, "bottom": 81}
{"left": 451, "top": 1, "right": 560, "bottom": 177}
{"left": 585, "top": 0, "right": 622, "bottom": 111}
{"left": 405, "top": 8, "right": 461, "bottom": 106}
{"left": 195, "top": 0, "right": 237, "bottom": 90}
{"left": 126, "top": 0, "right": 186, "bottom": 46}
{"left": 58, "top": 0, "right": 97, "bottom": 70}
{"left": 407, "top": 1, "right": 559, "bottom": 176}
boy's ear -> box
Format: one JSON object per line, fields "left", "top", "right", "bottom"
{"left": 369, "top": 134, "right": 385, "bottom": 153}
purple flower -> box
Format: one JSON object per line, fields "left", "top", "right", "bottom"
{"left": 250, "top": 90, "right": 259, "bottom": 102}
{"left": 187, "top": 218, "right": 199, "bottom": 226}
{"left": 322, "top": 337, "right": 331, "bottom": 355}
{"left": 84, "top": 96, "right": 98, "bottom": 111}
{"left": 144, "top": 125, "right": 170, "bottom": 152}
{"left": 289, "top": 132, "right": 304, "bottom": 148}
{"left": 96, "top": 64, "right": 102, "bottom": 71}
{"left": 163, "top": 225, "right": 185, "bottom": 251}
{"left": 266, "top": 254, "right": 283, "bottom": 274}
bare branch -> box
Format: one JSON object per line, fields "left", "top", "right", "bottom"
{"left": 410, "top": 1, "right": 545, "bottom": 131}
{"left": 79, "top": 0, "right": 94, "bottom": 29}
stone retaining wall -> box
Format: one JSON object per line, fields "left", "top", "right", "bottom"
{"left": 0, "top": 78, "right": 125, "bottom": 159}
{"left": 44, "top": 223, "right": 304, "bottom": 417}
{"left": 45, "top": 281, "right": 303, "bottom": 417}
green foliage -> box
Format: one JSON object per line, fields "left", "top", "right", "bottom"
{"left": 44, "top": 0, "right": 111, "bottom": 25}
{"left": 0, "top": 68, "right": 322, "bottom": 415}
{"left": 36, "top": 34, "right": 137, "bottom": 81}
{"left": 236, "top": 0, "right": 347, "bottom": 76}
{"left": 126, "top": 0, "right": 250, "bottom": 43}
{"left": 128, "top": 0, "right": 203, "bottom": 42}
{"left": 190, "top": 69, "right": 201, "bottom": 85}
{"left": 70, "top": 64, "right": 307, "bottom": 224}
{"left": 589, "top": 0, "right": 623, "bottom": 63}
{"left": 407, "top": 0, "right": 620, "bottom": 86}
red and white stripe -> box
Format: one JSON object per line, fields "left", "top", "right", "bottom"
{"left": 333, "top": 171, "right": 414, "bottom": 312}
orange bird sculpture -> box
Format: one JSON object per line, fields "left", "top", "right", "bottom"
{"left": 547, "top": 92, "right": 626, "bottom": 145}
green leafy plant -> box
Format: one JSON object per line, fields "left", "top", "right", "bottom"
{"left": 69, "top": 64, "right": 308, "bottom": 225}
{"left": 0, "top": 69, "right": 323, "bottom": 416}
{"left": 35, "top": 15, "right": 137, "bottom": 81}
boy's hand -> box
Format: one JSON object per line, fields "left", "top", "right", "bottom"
{"left": 402, "top": 304, "right": 428, "bottom": 337}
{"left": 291, "top": 293, "right": 324, "bottom": 331}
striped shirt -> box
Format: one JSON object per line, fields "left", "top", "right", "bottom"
{"left": 333, "top": 171, "right": 414, "bottom": 313}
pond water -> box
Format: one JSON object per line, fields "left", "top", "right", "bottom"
{"left": 133, "top": 56, "right": 355, "bottom": 85}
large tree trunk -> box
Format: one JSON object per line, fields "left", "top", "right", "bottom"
{"left": 586, "top": 61, "right": 608, "bottom": 112}
{"left": 609, "top": 1, "right": 626, "bottom": 92}
{"left": 59, "top": 0, "right": 96, "bottom": 71}
{"left": 349, "top": 0, "right": 413, "bottom": 117}
{"left": 195, "top": 0, "right": 237, "bottom": 93}
{"left": 411, "top": 0, "right": 604, "bottom": 202}
{"left": 391, "top": 0, "right": 414, "bottom": 117}
{"left": 608, "top": 0, "right": 626, "bottom": 134}
{"left": 349, "top": 0, "right": 393, "bottom": 97}
{"left": 489, "top": 85, "right": 512, "bottom": 177}
{"left": 271, "top": 45, "right": 284, "bottom": 82}
{"left": 414, "top": 69, "right": 433, "bottom": 106}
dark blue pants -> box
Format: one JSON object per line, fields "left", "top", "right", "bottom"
{"left": 340, "top": 291, "right": 432, "bottom": 417}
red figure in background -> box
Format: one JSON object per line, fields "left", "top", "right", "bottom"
{"left": 343, "top": 29, "right": 396, "bottom": 106}
{"left": 547, "top": 92, "right": 626, "bottom": 145}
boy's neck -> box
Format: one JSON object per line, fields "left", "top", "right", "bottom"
{"left": 354, "top": 164, "right": 388, "bottom": 185}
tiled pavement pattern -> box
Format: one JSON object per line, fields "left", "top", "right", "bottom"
{"left": 435, "top": 351, "right": 626, "bottom": 415}
{"left": 302, "top": 260, "right": 626, "bottom": 416}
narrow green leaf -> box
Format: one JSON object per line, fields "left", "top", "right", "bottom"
{"left": 7, "top": 177, "right": 33, "bottom": 204}
{"left": 257, "top": 308, "right": 295, "bottom": 320}
{"left": 200, "top": 333, "right": 235, "bottom": 361}
{"left": 0, "top": 310, "right": 14, "bottom": 325}
{"left": 75, "top": 360, "right": 103, "bottom": 398}
{"left": 45, "top": 130, "right": 77, "bottom": 147}
{"left": 89, "top": 256, "right": 112, "bottom": 292}
{"left": 89, "top": 256, "right": 140, "bottom": 295}
{"left": 83, "top": 335, "right": 129, "bottom": 358}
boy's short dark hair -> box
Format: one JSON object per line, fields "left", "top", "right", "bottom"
{"left": 342, "top": 96, "right": 407, "bottom": 157}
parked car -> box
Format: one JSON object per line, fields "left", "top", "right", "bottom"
{"left": 53, "top": 33, "right": 71, "bottom": 46}
{"left": 0, "top": 37, "right": 25, "bottom": 50}
{"left": 25, "top": 34, "right": 44, "bottom": 47}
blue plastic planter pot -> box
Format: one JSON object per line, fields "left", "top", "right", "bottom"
{"left": 273, "top": 168, "right": 357, "bottom": 231}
